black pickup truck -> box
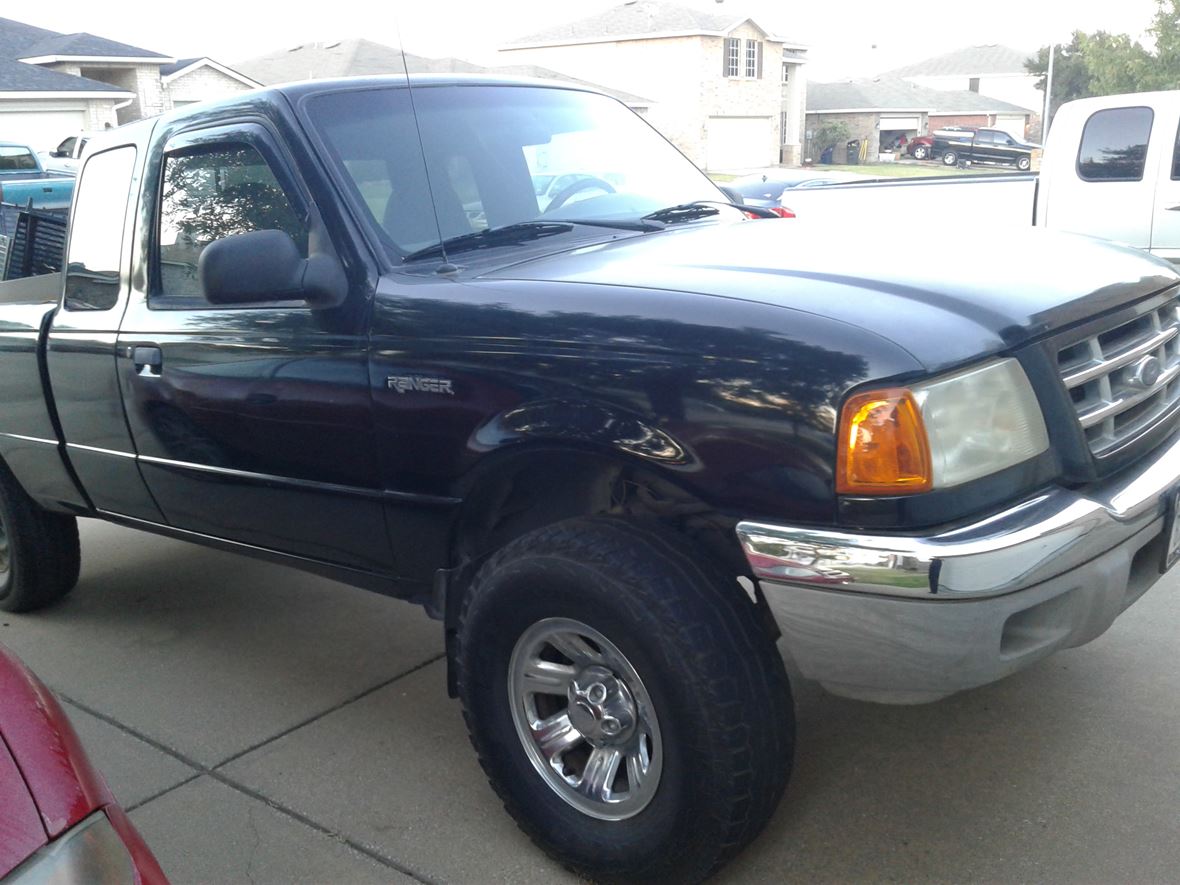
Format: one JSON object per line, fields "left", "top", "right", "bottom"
{"left": 1, "top": 76, "right": 1178, "bottom": 882}
{"left": 932, "top": 126, "right": 1040, "bottom": 170}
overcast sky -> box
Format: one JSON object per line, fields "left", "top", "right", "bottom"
{"left": 12, "top": 0, "right": 1166, "bottom": 81}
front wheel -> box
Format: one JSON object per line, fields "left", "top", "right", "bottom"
{"left": 942, "top": 150, "right": 958, "bottom": 166}
{"left": 912, "top": 144, "right": 929, "bottom": 160}
{"left": 456, "top": 517, "right": 793, "bottom": 882}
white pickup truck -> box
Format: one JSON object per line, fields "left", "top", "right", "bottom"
{"left": 783, "top": 90, "right": 1180, "bottom": 265}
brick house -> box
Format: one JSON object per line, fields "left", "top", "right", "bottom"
{"left": 806, "top": 77, "right": 1033, "bottom": 163}
{"left": 498, "top": 1, "right": 808, "bottom": 170}
{"left": 0, "top": 15, "right": 258, "bottom": 151}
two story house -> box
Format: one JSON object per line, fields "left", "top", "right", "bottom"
{"left": 499, "top": 0, "right": 807, "bottom": 170}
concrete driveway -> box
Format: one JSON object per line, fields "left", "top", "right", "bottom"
{"left": 2, "top": 519, "right": 1178, "bottom": 883}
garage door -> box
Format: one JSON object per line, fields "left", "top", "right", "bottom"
{"left": 0, "top": 108, "right": 86, "bottom": 153}
{"left": 705, "top": 117, "right": 774, "bottom": 171}
{"left": 993, "top": 115, "right": 1028, "bottom": 140}
{"left": 881, "top": 115, "right": 922, "bottom": 131}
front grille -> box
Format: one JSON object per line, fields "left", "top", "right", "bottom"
{"left": 1057, "top": 293, "right": 1180, "bottom": 456}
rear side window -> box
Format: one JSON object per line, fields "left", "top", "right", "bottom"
{"left": 1170, "top": 120, "right": 1180, "bottom": 180}
{"left": 0, "top": 145, "right": 37, "bottom": 171}
{"left": 64, "top": 146, "right": 137, "bottom": 311}
{"left": 1077, "top": 107, "right": 1153, "bottom": 181}
{"left": 155, "top": 142, "right": 308, "bottom": 305}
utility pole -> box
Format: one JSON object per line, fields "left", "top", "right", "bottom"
{"left": 1042, "top": 43, "right": 1056, "bottom": 141}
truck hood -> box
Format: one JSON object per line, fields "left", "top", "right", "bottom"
{"left": 483, "top": 221, "right": 1178, "bottom": 371}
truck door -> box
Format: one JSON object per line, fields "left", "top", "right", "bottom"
{"left": 1150, "top": 106, "right": 1180, "bottom": 264}
{"left": 116, "top": 123, "right": 392, "bottom": 574}
{"left": 969, "top": 129, "right": 995, "bottom": 164}
{"left": 1048, "top": 105, "right": 1156, "bottom": 250}
{"left": 47, "top": 142, "right": 165, "bottom": 521}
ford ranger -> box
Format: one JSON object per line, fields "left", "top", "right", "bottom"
{"left": 0, "top": 76, "right": 1177, "bottom": 882}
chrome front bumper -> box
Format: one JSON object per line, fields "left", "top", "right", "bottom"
{"left": 736, "top": 432, "right": 1180, "bottom": 703}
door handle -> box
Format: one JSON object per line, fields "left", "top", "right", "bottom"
{"left": 132, "top": 346, "right": 163, "bottom": 377}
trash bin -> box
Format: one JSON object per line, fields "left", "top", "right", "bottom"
{"left": 820, "top": 145, "right": 834, "bottom": 165}
{"left": 846, "top": 139, "right": 860, "bottom": 165}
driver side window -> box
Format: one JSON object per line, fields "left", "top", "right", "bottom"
{"left": 153, "top": 142, "right": 308, "bottom": 307}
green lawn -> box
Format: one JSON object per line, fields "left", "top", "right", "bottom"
{"left": 821, "top": 163, "right": 1007, "bottom": 178}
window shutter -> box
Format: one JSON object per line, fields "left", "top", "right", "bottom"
{"left": 757, "top": 42, "right": 763, "bottom": 79}
{"left": 723, "top": 39, "right": 729, "bottom": 76}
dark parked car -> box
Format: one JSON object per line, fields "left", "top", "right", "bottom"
{"left": 0, "top": 643, "right": 166, "bottom": 883}
{"left": 0, "top": 75, "right": 1178, "bottom": 882}
{"left": 933, "top": 127, "right": 1039, "bottom": 170}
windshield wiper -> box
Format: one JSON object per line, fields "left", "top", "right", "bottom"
{"left": 403, "top": 221, "right": 575, "bottom": 262}
{"left": 641, "top": 201, "right": 778, "bottom": 224}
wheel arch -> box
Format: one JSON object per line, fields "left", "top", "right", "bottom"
{"left": 437, "top": 443, "right": 757, "bottom": 695}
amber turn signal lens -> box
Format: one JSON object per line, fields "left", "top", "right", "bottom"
{"left": 836, "top": 388, "right": 933, "bottom": 495}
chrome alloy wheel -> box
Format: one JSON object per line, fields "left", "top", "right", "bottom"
{"left": 508, "top": 617, "right": 663, "bottom": 820}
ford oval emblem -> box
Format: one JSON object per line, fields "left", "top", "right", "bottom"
{"left": 1130, "top": 355, "right": 1163, "bottom": 389}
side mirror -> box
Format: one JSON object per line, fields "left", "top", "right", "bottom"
{"left": 49, "top": 151, "right": 65, "bottom": 158}
{"left": 198, "top": 229, "right": 347, "bottom": 307}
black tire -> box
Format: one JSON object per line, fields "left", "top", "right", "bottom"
{"left": 1017, "top": 155, "right": 1031, "bottom": 171}
{"left": 942, "top": 150, "right": 958, "bottom": 166}
{"left": 0, "top": 462, "right": 81, "bottom": 613}
{"left": 456, "top": 517, "right": 793, "bottom": 883}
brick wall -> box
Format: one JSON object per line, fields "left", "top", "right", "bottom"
{"left": 84, "top": 100, "right": 119, "bottom": 130}
{"left": 929, "top": 114, "right": 989, "bottom": 131}
{"left": 805, "top": 112, "right": 877, "bottom": 164}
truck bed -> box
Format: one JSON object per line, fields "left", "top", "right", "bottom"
{"left": 780, "top": 172, "right": 1037, "bottom": 230}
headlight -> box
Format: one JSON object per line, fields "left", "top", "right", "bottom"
{"left": 837, "top": 359, "right": 1049, "bottom": 495}
{"left": 7, "top": 811, "right": 135, "bottom": 884}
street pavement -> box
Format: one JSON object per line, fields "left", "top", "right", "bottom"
{"left": 2, "top": 518, "right": 1178, "bottom": 883}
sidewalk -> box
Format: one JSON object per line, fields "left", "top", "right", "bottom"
{"left": 2, "top": 519, "right": 1178, "bottom": 883}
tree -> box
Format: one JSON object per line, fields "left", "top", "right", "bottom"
{"left": 1025, "top": 33, "right": 1092, "bottom": 123}
{"left": 1081, "top": 32, "right": 1152, "bottom": 95}
{"left": 1140, "top": 0, "right": 1180, "bottom": 90}
{"left": 813, "top": 121, "right": 849, "bottom": 157}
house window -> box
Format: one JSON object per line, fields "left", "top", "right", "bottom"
{"left": 780, "top": 111, "right": 788, "bottom": 144}
{"left": 724, "top": 38, "right": 740, "bottom": 77}
{"left": 745, "top": 40, "right": 762, "bottom": 78}
{"left": 782, "top": 61, "right": 791, "bottom": 84}
{"left": 969, "top": 77, "right": 980, "bottom": 92}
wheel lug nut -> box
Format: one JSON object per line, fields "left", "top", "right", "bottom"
{"left": 601, "top": 717, "right": 621, "bottom": 735}
{"left": 587, "top": 683, "right": 608, "bottom": 704}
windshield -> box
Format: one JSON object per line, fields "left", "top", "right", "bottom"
{"left": 304, "top": 83, "right": 725, "bottom": 260}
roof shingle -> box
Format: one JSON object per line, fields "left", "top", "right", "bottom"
{"left": 503, "top": 0, "right": 784, "bottom": 47}
{"left": 880, "top": 44, "right": 1034, "bottom": 78}
{"left": 17, "top": 31, "right": 170, "bottom": 60}
{"left": 0, "top": 16, "right": 58, "bottom": 60}
{"left": 807, "top": 77, "right": 1032, "bottom": 115}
